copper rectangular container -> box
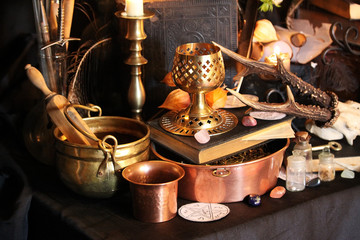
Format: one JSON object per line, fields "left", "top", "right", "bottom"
{"left": 151, "top": 138, "right": 289, "bottom": 203}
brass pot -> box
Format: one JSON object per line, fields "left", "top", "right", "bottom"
{"left": 54, "top": 116, "right": 150, "bottom": 198}
{"left": 152, "top": 138, "right": 289, "bottom": 203}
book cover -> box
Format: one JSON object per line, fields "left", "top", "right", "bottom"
{"left": 148, "top": 108, "right": 294, "bottom": 164}
{"left": 310, "top": 0, "right": 360, "bottom": 20}
{"left": 141, "top": 0, "right": 238, "bottom": 116}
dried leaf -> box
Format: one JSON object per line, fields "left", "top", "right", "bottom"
{"left": 158, "top": 89, "right": 190, "bottom": 112}
{"left": 161, "top": 72, "right": 176, "bottom": 87}
{"left": 205, "top": 87, "right": 228, "bottom": 109}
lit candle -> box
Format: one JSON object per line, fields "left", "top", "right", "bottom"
{"left": 125, "top": 0, "right": 144, "bottom": 17}
{"left": 265, "top": 46, "right": 291, "bottom": 71}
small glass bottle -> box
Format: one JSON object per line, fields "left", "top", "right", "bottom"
{"left": 318, "top": 147, "right": 335, "bottom": 182}
{"left": 293, "top": 131, "right": 314, "bottom": 180}
{"left": 286, "top": 153, "right": 306, "bottom": 192}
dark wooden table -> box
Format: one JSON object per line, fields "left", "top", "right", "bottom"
{"left": 16, "top": 135, "right": 360, "bottom": 240}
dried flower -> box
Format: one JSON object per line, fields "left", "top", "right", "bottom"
{"left": 158, "top": 87, "right": 228, "bottom": 111}
{"left": 158, "top": 89, "right": 190, "bottom": 112}
{"left": 205, "top": 87, "right": 228, "bottom": 109}
{"left": 259, "top": 0, "right": 282, "bottom": 12}
{"left": 161, "top": 72, "right": 176, "bottom": 87}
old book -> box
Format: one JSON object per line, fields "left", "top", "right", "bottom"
{"left": 148, "top": 109, "right": 294, "bottom": 164}
{"left": 310, "top": 0, "right": 360, "bottom": 20}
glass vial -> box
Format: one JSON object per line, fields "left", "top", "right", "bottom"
{"left": 293, "top": 131, "right": 314, "bottom": 179}
{"left": 318, "top": 147, "right": 335, "bottom": 182}
{"left": 286, "top": 154, "right": 306, "bottom": 192}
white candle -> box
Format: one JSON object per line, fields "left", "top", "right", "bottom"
{"left": 280, "top": 53, "right": 291, "bottom": 72}
{"left": 265, "top": 46, "right": 291, "bottom": 71}
{"left": 126, "top": 0, "right": 144, "bottom": 17}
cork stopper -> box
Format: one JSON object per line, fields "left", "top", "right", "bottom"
{"left": 294, "top": 131, "right": 311, "bottom": 143}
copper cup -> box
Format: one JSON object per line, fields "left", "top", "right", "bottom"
{"left": 122, "top": 160, "right": 185, "bottom": 223}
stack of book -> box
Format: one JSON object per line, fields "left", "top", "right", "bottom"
{"left": 148, "top": 108, "right": 294, "bottom": 164}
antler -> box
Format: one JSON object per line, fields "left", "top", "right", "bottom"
{"left": 212, "top": 41, "right": 339, "bottom": 127}
{"left": 227, "top": 87, "right": 332, "bottom": 122}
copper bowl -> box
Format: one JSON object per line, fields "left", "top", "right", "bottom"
{"left": 122, "top": 160, "right": 185, "bottom": 223}
{"left": 151, "top": 138, "right": 289, "bottom": 203}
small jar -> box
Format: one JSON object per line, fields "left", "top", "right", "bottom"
{"left": 318, "top": 147, "right": 335, "bottom": 182}
{"left": 286, "top": 154, "right": 306, "bottom": 192}
{"left": 293, "top": 131, "right": 313, "bottom": 176}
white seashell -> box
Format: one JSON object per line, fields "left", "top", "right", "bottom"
{"left": 274, "top": 26, "right": 301, "bottom": 62}
{"left": 253, "top": 19, "right": 278, "bottom": 43}
{"left": 305, "top": 100, "right": 360, "bottom": 146}
{"left": 277, "top": 19, "right": 332, "bottom": 64}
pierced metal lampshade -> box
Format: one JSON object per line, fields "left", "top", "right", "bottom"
{"left": 160, "top": 43, "right": 237, "bottom": 136}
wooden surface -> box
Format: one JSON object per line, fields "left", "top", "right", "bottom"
{"left": 17, "top": 136, "right": 360, "bottom": 240}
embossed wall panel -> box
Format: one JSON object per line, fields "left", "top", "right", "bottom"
{"left": 142, "top": 0, "right": 238, "bottom": 116}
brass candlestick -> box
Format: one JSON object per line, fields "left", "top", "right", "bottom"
{"left": 116, "top": 11, "right": 154, "bottom": 120}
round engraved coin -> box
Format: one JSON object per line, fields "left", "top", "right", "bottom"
{"left": 178, "top": 203, "right": 230, "bottom": 222}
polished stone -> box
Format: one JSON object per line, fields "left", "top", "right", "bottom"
{"left": 270, "top": 186, "right": 286, "bottom": 198}
{"left": 247, "top": 194, "right": 261, "bottom": 206}
{"left": 306, "top": 177, "right": 321, "bottom": 187}
{"left": 241, "top": 116, "right": 257, "bottom": 127}
{"left": 341, "top": 169, "right": 355, "bottom": 179}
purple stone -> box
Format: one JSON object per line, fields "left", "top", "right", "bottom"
{"left": 248, "top": 194, "right": 261, "bottom": 206}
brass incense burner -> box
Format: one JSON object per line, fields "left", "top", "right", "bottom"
{"left": 160, "top": 43, "right": 237, "bottom": 136}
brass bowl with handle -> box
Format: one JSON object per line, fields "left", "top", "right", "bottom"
{"left": 54, "top": 114, "right": 150, "bottom": 198}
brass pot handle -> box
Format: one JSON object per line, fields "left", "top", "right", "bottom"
{"left": 212, "top": 168, "right": 231, "bottom": 177}
{"left": 64, "top": 104, "right": 123, "bottom": 176}
{"left": 97, "top": 135, "right": 122, "bottom": 176}
{"left": 70, "top": 103, "right": 103, "bottom": 118}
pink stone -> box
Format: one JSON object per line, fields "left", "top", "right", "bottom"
{"left": 194, "top": 129, "right": 210, "bottom": 144}
{"left": 242, "top": 115, "right": 257, "bottom": 127}
{"left": 270, "top": 186, "right": 286, "bottom": 198}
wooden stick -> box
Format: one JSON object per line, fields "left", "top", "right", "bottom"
{"left": 25, "top": 64, "right": 97, "bottom": 145}
{"left": 49, "top": 0, "right": 59, "bottom": 40}
{"left": 63, "top": 0, "right": 75, "bottom": 49}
